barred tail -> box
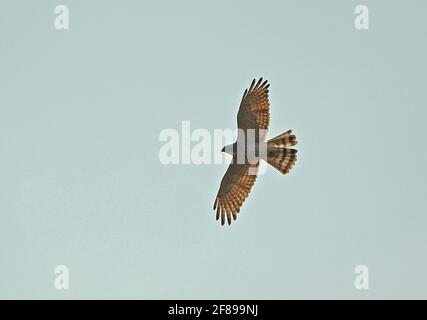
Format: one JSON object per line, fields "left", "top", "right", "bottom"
{"left": 266, "top": 130, "right": 298, "bottom": 174}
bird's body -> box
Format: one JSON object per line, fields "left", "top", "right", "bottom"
{"left": 213, "top": 78, "right": 298, "bottom": 225}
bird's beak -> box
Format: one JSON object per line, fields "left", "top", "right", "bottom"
{"left": 221, "top": 147, "right": 225, "bottom": 152}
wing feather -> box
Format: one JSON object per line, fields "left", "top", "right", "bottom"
{"left": 213, "top": 161, "right": 259, "bottom": 225}
{"left": 237, "top": 78, "right": 271, "bottom": 139}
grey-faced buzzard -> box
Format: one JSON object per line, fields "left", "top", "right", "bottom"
{"left": 213, "top": 78, "right": 298, "bottom": 225}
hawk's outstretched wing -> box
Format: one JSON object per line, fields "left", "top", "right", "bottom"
{"left": 237, "top": 78, "right": 270, "bottom": 140}
{"left": 213, "top": 161, "right": 259, "bottom": 225}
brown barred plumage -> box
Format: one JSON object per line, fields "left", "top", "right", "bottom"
{"left": 214, "top": 162, "right": 259, "bottom": 225}
{"left": 238, "top": 78, "right": 270, "bottom": 140}
{"left": 214, "top": 78, "right": 298, "bottom": 226}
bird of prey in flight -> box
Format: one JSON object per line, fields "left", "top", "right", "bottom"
{"left": 213, "top": 78, "right": 298, "bottom": 225}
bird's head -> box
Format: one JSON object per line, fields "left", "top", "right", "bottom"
{"left": 221, "top": 143, "right": 235, "bottom": 155}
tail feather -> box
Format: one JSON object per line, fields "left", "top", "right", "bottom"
{"left": 267, "top": 129, "right": 297, "bottom": 148}
{"left": 266, "top": 130, "right": 298, "bottom": 174}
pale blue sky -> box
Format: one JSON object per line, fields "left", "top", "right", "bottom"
{"left": 1, "top": 0, "right": 427, "bottom": 299}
